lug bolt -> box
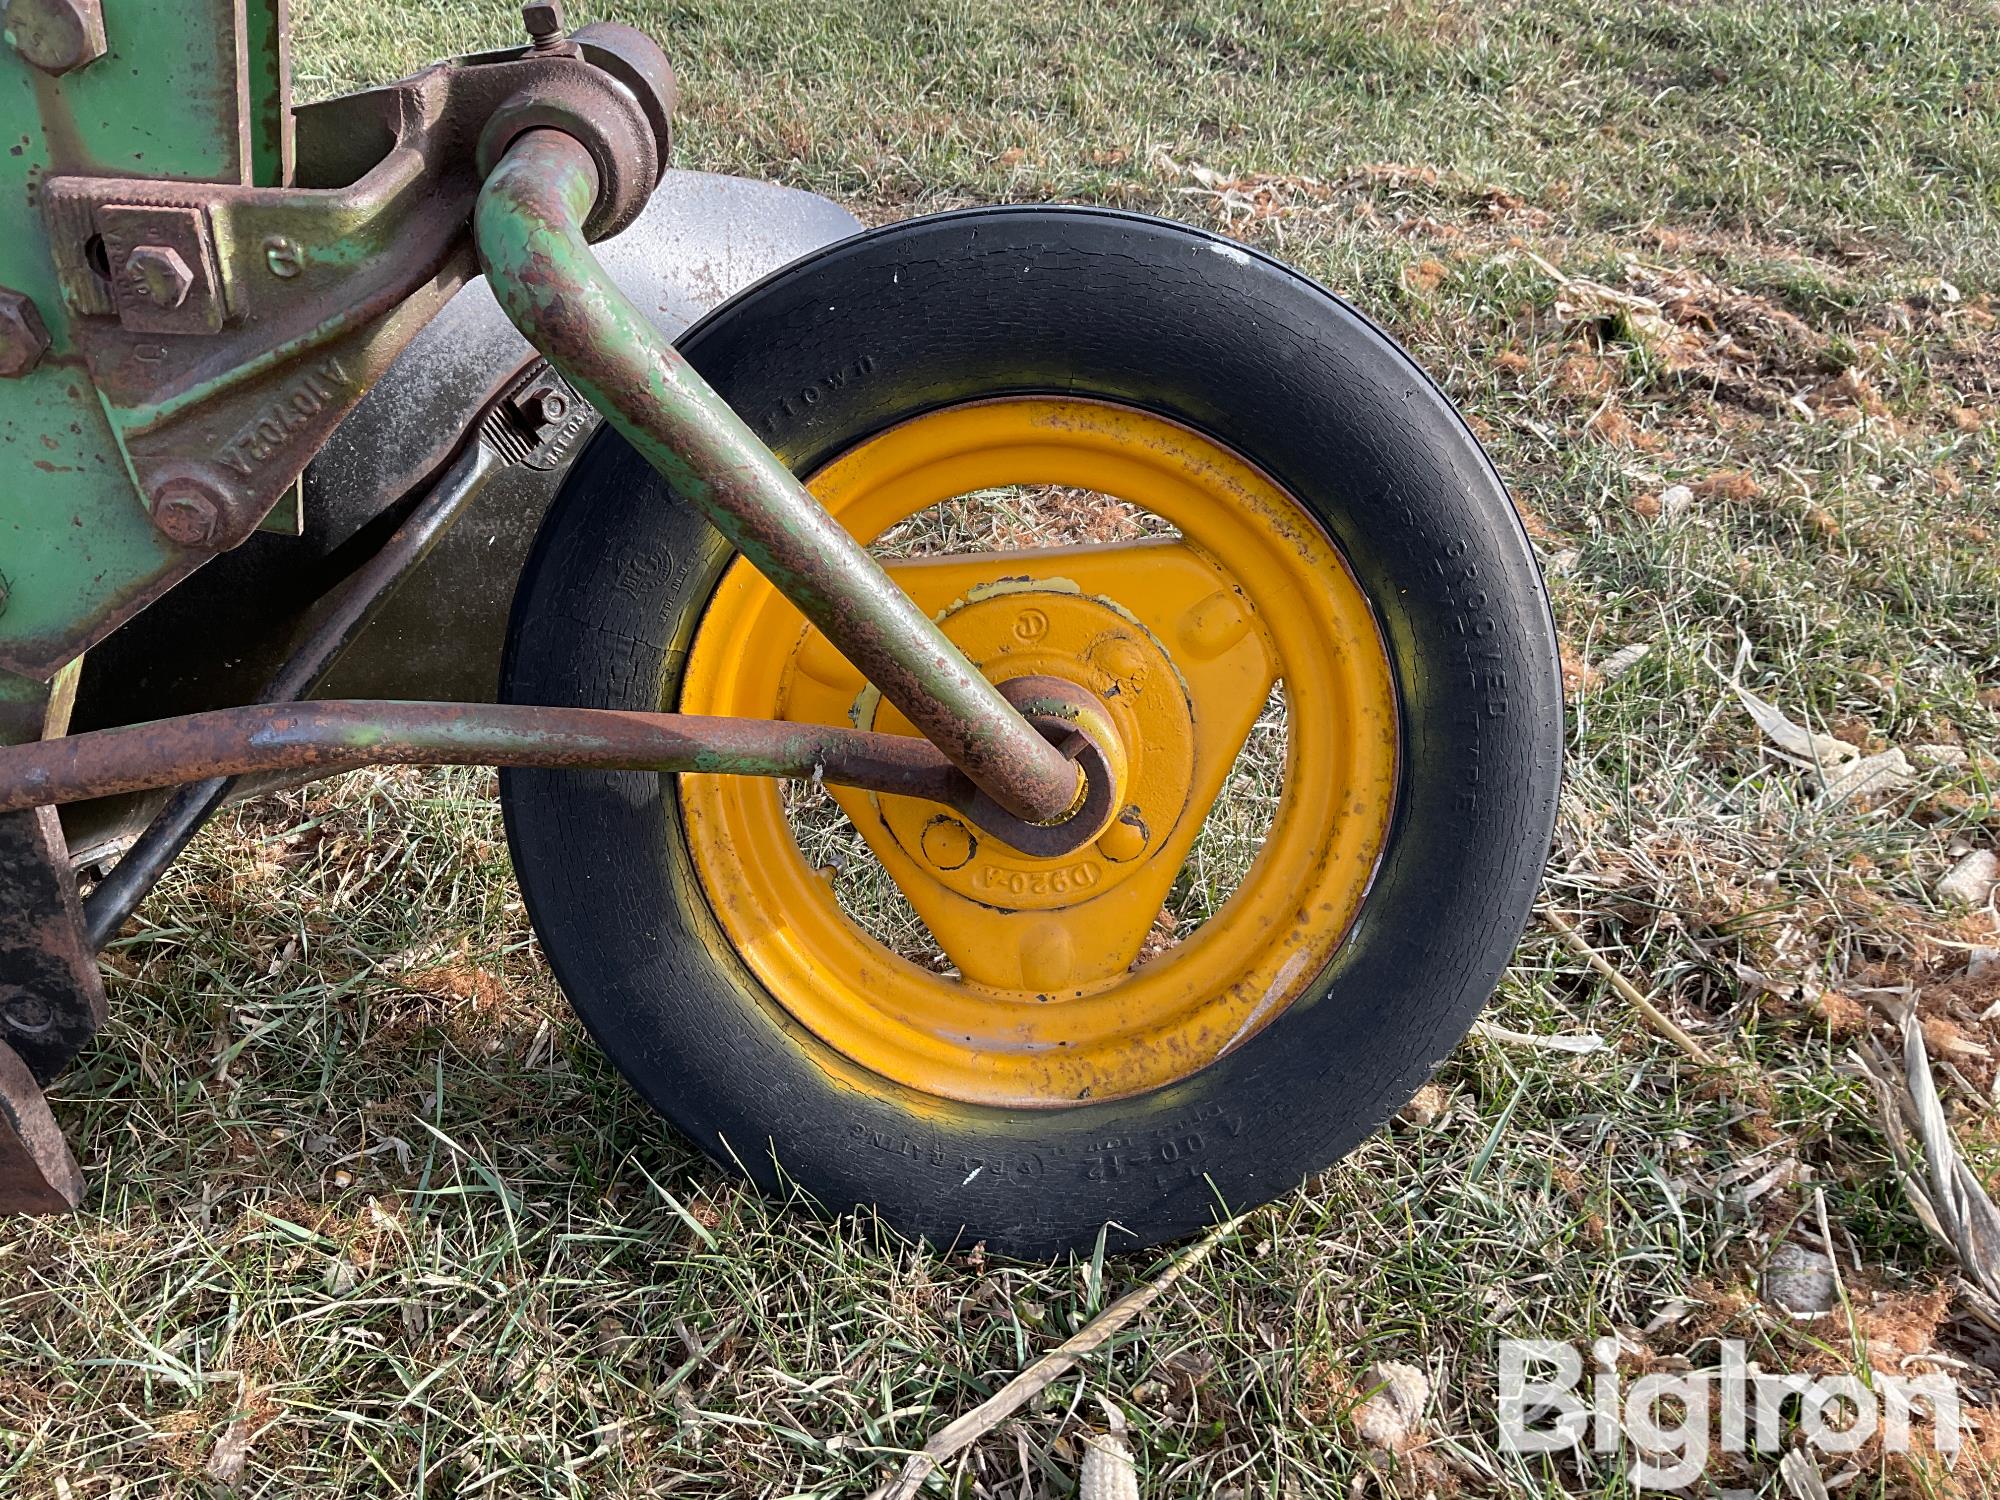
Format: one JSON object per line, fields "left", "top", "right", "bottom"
{"left": 919, "top": 816, "right": 976, "bottom": 871}
{"left": 521, "top": 0, "right": 568, "bottom": 51}
{"left": 124, "top": 244, "right": 193, "bottom": 310}
{"left": 149, "top": 476, "right": 224, "bottom": 548}
{"left": 0, "top": 288, "right": 49, "bottom": 378}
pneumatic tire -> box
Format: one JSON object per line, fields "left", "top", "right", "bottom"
{"left": 500, "top": 206, "right": 1561, "bottom": 1257}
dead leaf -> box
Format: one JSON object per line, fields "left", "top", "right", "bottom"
{"left": 1353, "top": 1361, "right": 1430, "bottom": 1452}
{"left": 1079, "top": 1410, "right": 1140, "bottom": 1500}
{"left": 1732, "top": 684, "right": 1861, "bottom": 766}
{"left": 1779, "top": 1449, "right": 1832, "bottom": 1500}
{"left": 1598, "top": 641, "right": 1652, "bottom": 681}
{"left": 1472, "top": 1020, "right": 1605, "bottom": 1054}
{"left": 1857, "top": 1009, "right": 2000, "bottom": 1329}
{"left": 1820, "top": 747, "right": 1913, "bottom": 806}
{"left": 205, "top": 1413, "right": 254, "bottom": 1488}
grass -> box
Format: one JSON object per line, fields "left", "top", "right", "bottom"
{"left": 7, "top": 0, "right": 2000, "bottom": 1494}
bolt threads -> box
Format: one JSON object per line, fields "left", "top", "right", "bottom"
{"left": 522, "top": 1, "right": 568, "bottom": 52}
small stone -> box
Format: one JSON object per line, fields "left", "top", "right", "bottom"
{"left": 1396, "top": 1083, "right": 1447, "bottom": 1127}
{"left": 1353, "top": 1360, "right": 1430, "bottom": 1451}
{"left": 1939, "top": 849, "right": 2000, "bottom": 909}
{"left": 1763, "top": 1241, "right": 1837, "bottom": 1315}
{"left": 1657, "top": 483, "right": 1694, "bottom": 520}
{"left": 1969, "top": 948, "right": 1999, "bottom": 980}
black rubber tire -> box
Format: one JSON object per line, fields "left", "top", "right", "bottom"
{"left": 500, "top": 206, "right": 1561, "bottom": 1258}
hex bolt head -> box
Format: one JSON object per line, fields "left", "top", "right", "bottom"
{"left": 521, "top": 0, "right": 567, "bottom": 50}
{"left": 124, "top": 244, "right": 194, "bottom": 310}
{"left": 506, "top": 382, "right": 571, "bottom": 438}
{"left": 0, "top": 289, "right": 49, "bottom": 378}
{"left": 5, "top": 0, "right": 107, "bottom": 75}
{"left": 149, "top": 477, "right": 224, "bottom": 548}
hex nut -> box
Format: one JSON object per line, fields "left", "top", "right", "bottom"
{"left": 0, "top": 289, "right": 49, "bottom": 378}
{"left": 125, "top": 245, "right": 194, "bottom": 310}
{"left": 506, "top": 382, "right": 571, "bottom": 438}
{"left": 5, "top": 0, "right": 107, "bottom": 75}
{"left": 149, "top": 478, "right": 223, "bottom": 548}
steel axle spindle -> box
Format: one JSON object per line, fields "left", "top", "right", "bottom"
{"left": 473, "top": 128, "right": 1083, "bottom": 827}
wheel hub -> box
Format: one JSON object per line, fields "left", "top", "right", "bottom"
{"left": 857, "top": 583, "right": 1189, "bottom": 905}
{"left": 779, "top": 546, "right": 1276, "bottom": 994}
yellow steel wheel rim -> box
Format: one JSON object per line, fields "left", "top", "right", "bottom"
{"left": 678, "top": 398, "right": 1396, "bottom": 1107}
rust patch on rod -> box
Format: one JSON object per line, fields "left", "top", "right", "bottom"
{"left": 0, "top": 678, "right": 1123, "bottom": 858}
{"left": 0, "top": 701, "right": 968, "bottom": 812}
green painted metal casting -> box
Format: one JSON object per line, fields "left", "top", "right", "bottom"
{"left": 0, "top": 1, "right": 290, "bottom": 680}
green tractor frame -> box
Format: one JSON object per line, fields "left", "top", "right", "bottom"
{"left": 0, "top": 0, "right": 1560, "bottom": 1257}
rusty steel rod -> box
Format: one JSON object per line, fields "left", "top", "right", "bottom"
{"left": 83, "top": 441, "right": 502, "bottom": 950}
{"left": 473, "top": 128, "right": 1082, "bottom": 826}
{"left": 0, "top": 700, "right": 987, "bottom": 820}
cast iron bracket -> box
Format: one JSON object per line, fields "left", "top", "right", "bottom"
{"left": 3, "top": 22, "right": 672, "bottom": 678}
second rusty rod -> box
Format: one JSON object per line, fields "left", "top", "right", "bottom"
{"left": 473, "top": 128, "right": 1083, "bottom": 827}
